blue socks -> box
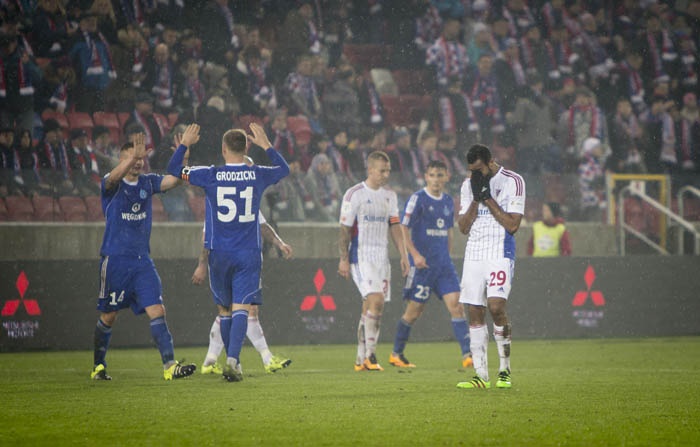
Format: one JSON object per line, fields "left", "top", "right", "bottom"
{"left": 393, "top": 318, "right": 412, "bottom": 355}
{"left": 219, "top": 315, "right": 232, "bottom": 353}
{"left": 451, "top": 317, "right": 471, "bottom": 356}
{"left": 93, "top": 319, "right": 112, "bottom": 367}
{"left": 149, "top": 316, "right": 174, "bottom": 365}
{"left": 227, "top": 309, "right": 249, "bottom": 363}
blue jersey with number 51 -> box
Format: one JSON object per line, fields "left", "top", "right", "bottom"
{"left": 184, "top": 148, "right": 288, "bottom": 251}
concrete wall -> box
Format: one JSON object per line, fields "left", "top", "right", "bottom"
{"left": 0, "top": 221, "right": 618, "bottom": 261}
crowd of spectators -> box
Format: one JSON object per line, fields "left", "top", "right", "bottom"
{"left": 1, "top": 0, "right": 699, "bottom": 224}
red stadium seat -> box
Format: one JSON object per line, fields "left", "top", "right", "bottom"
{"left": 58, "top": 196, "right": 88, "bottom": 222}
{"left": 236, "top": 114, "right": 264, "bottom": 131}
{"left": 31, "top": 195, "right": 62, "bottom": 221}
{"left": 117, "top": 112, "right": 131, "bottom": 128}
{"left": 151, "top": 195, "right": 168, "bottom": 222}
{"left": 342, "top": 44, "right": 391, "bottom": 71}
{"left": 287, "top": 115, "right": 312, "bottom": 147}
{"left": 92, "top": 111, "right": 121, "bottom": 129}
{"left": 67, "top": 112, "right": 94, "bottom": 133}
{"left": 84, "top": 195, "right": 104, "bottom": 221}
{"left": 5, "top": 196, "right": 35, "bottom": 221}
{"left": 380, "top": 95, "right": 412, "bottom": 127}
{"left": 187, "top": 195, "right": 206, "bottom": 222}
{"left": 0, "top": 197, "right": 9, "bottom": 221}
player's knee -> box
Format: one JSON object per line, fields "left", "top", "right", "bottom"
{"left": 100, "top": 312, "right": 118, "bottom": 326}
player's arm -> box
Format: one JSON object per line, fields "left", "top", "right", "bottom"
{"left": 248, "top": 122, "right": 290, "bottom": 182}
{"left": 482, "top": 198, "right": 523, "bottom": 234}
{"left": 164, "top": 124, "right": 201, "bottom": 189}
{"left": 261, "top": 222, "right": 293, "bottom": 259}
{"left": 402, "top": 224, "right": 427, "bottom": 269}
{"left": 338, "top": 224, "right": 352, "bottom": 279}
{"left": 103, "top": 133, "right": 146, "bottom": 191}
{"left": 390, "top": 219, "right": 409, "bottom": 277}
{"left": 191, "top": 246, "right": 209, "bottom": 285}
{"left": 458, "top": 201, "right": 478, "bottom": 235}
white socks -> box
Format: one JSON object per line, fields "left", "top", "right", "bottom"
{"left": 364, "top": 311, "right": 381, "bottom": 358}
{"left": 356, "top": 314, "right": 366, "bottom": 364}
{"left": 204, "top": 316, "right": 224, "bottom": 366}
{"left": 247, "top": 317, "right": 273, "bottom": 365}
{"left": 469, "top": 324, "right": 489, "bottom": 382}
{"left": 493, "top": 324, "right": 511, "bottom": 372}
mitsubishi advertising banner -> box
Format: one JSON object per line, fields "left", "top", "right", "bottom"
{"left": 1, "top": 257, "right": 699, "bottom": 351}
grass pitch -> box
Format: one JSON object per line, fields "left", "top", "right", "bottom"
{"left": 1, "top": 337, "right": 699, "bottom": 446}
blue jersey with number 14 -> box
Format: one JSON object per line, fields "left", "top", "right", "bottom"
{"left": 183, "top": 148, "right": 288, "bottom": 251}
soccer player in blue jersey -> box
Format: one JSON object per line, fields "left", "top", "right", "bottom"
{"left": 168, "top": 122, "right": 289, "bottom": 382}
{"left": 389, "top": 160, "right": 472, "bottom": 369}
{"left": 90, "top": 126, "right": 200, "bottom": 381}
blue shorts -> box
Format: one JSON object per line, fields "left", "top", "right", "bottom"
{"left": 403, "top": 262, "right": 460, "bottom": 303}
{"left": 208, "top": 248, "right": 262, "bottom": 307}
{"left": 97, "top": 255, "right": 163, "bottom": 314}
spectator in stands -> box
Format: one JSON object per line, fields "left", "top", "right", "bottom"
{"left": 193, "top": 95, "right": 228, "bottom": 166}
{"left": 466, "top": 22, "right": 496, "bottom": 68}
{"left": 574, "top": 12, "right": 615, "bottom": 85}
{"left": 386, "top": 126, "right": 424, "bottom": 204}
{"left": 436, "top": 132, "right": 468, "bottom": 194}
{"left": 634, "top": 10, "right": 680, "bottom": 94}
{"left": 122, "top": 92, "right": 166, "bottom": 168}
{"left": 643, "top": 94, "right": 676, "bottom": 174}
{"left": 465, "top": 52, "right": 505, "bottom": 147}
{"left": 416, "top": 130, "right": 445, "bottom": 168}
{"left": 548, "top": 23, "right": 583, "bottom": 92}
{"left": 197, "top": 0, "right": 241, "bottom": 68}
{"left": 175, "top": 29, "right": 203, "bottom": 69}
{"left": 115, "top": 23, "right": 149, "bottom": 95}
{"left": 69, "top": 9, "right": 116, "bottom": 114}
{"left": 308, "top": 132, "right": 344, "bottom": 181}
{"left": 670, "top": 93, "right": 700, "bottom": 187}
{"left": 328, "top": 128, "right": 352, "bottom": 187}
{"left": 143, "top": 43, "right": 180, "bottom": 114}
{"left": 15, "top": 128, "right": 51, "bottom": 197}
{"left": 37, "top": 118, "right": 74, "bottom": 196}
{"left": 91, "top": 125, "right": 119, "bottom": 172}
{"left": 178, "top": 58, "right": 205, "bottom": 122}
{"left": 89, "top": 0, "right": 118, "bottom": 45}
{"left": 67, "top": 128, "right": 101, "bottom": 196}
{"left": 604, "top": 47, "right": 647, "bottom": 117}
{"left": 413, "top": 0, "right": 443, "bottom": 59}
{"left": 501, "top": 0, "right": 536, "bottom": 38}
{"left": 0, "top": 29, "right": 40, "bottom": 132}
{"left": 284, "top": 53, "right": 323, "bottom": 134}
{"left": 355, "top": 68, "right": 385, "bottom": 130}
{"left": 0, "top": 126, "right": 20, "bottom": 197}
{"left": 304, "top": 153, "right": 341, "bottom": 222}
{"left": 519, "top": 24, "right": 560, "bottom": 90}
{"left": 322, "top": 64, "right": 361, "bottom": 138}
{"left": 557, "top": 86, "right": 609, "bottom": 171}
{"left": 577, "top": 137, "right": 606, "bottom": 222}
{"left": 490, "top": 14, "right": 511, "bottom": 53}
{"left": 272, "top": 0, "right": 319, "bottom": 84}
{"left": 676, "top": 30, "right": 699, "bottom": 99}
{"left": 527, "top": 202, "right": 572, "bottom": 257}
{"left": 538, "top": 0, "right": 566, "bottom": 38}
{"left": 35, "top": 55, "right": 76, "bottom": 114}
{"left": 32, "top": 0, "right": 77, "bottom": 58}
{"left": 425, "top": 16, "right": 469, "bottom": 91}
{"left": 434, "top": 76, "right": 480, "bottom": 151}
{"left": 230, "top": 45, "right": 277, "bottom": 117}
{"left": 272, "top": 155, "right": 314, "bottom": 222}
{"left": 506, "top": 72, "right": 559, "bottom": 174}
{"left": 607, "top": 97, "right": 646, "bottom": 174}
{"left": 492, "top": 38, "right": 527, "bottom": 114}
{"left": 266, "top": 108, "right": 304, "bottom": 168}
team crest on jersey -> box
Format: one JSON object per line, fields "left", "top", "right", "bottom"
{"left": 437, "top": 218, "right": 444, "bottom": 228}
{"left": 139, "top": 189, "right": 147, "bottom": 199}
{"left": 132, "top": 203, "right": 141, "bottom": 213}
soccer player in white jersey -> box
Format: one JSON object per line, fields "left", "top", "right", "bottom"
{"left": 338, "top": 151, "right": 409, "bottom": 371}
{"left": 456, "top": 144, "right": 525, "bottom": 390}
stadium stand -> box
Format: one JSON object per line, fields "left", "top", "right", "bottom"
{"left": 58, "top": 196, "right": 89, "bottom": 222}
{"left": 5, "top": 196, "right": 35, "bottom": 221}
{"left": 83, "top": 196, "right": 104, "bottom": 222}
{"left": 150, "top": 195, "right": 168, "bottom": 222}
{"left": 287, "top": 115, "right": 313, "bottom": 147}
{"left": 31, "top": 195, "right": 62, "bottom": 221}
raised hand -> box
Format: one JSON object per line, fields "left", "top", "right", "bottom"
{"left": 180, "top": 124, "right": 200, "bottom": 147}
{"left": 133, "top": 133, "right": 146, "bottom": 159}
{"left": 248, "top": 122, "right": 272, "bottom": 149}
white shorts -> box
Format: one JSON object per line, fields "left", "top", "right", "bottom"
{"left": 459, "top": 258, "right": 515, "bottom": 306}
{"left": 351, "top": 261, "right": 391, "bottom": 302}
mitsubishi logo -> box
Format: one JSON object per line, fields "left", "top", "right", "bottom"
{"left": 300, "top": 269, "right": 337, "bottom": 312}
{"left": 1, "top": 271, "right": 41, "bottom": 316}
{"left": 572, "top": 265, "right": 605, "bottom": 307}
{"left": 300, "top": 269, "right": 336, "bottom": 333}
